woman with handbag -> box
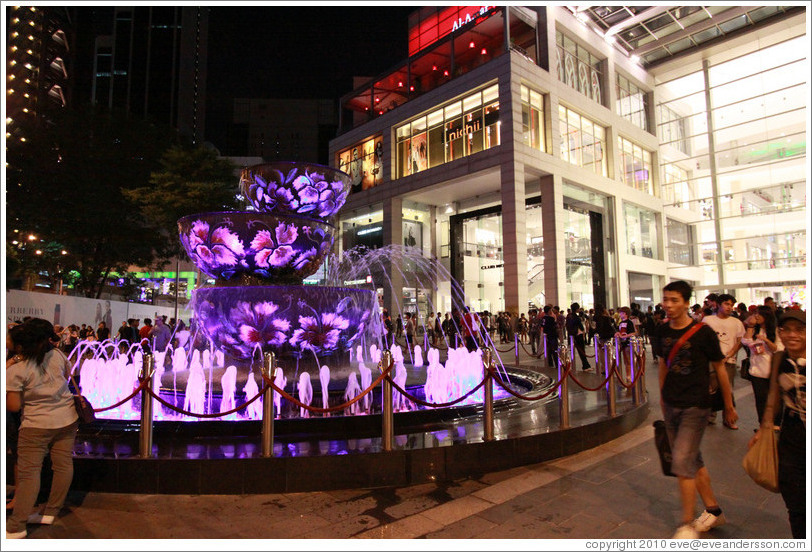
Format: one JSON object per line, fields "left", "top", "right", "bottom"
{"left": 748, "top": 309, "right": 806, "bottom": 539}
{"left": 5, "top": 318, "right": 79, "bottom": 539}
{"left": 741, "top": 306, "right": 781, "bottom": 423}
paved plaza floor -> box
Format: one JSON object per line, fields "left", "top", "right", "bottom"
{"left": 5, "top": 342, "right": 799, "bottom": 541}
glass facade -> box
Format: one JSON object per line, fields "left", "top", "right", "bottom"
{"left": 618, "top": 136, "right": 654, "bottom": 195}
{"left": 558, "top": 105, "right": 607, "bottom": 177}
{"left": 396, "top": 84, "right": 500, "bottom": 178}
{"left": 656, "top": 35, "right": 806, "bottom": 302}
{"left": 520, "top": 84, "right": 545, "bottom": 152}
{"left": 624, "top": 203, "right": 660, "bottom": 259}
{"left": 616, "top": 73, "right": 650, "bottom": 132}
{"left": 555, "top": 30, "right": 603, "bottom": 105}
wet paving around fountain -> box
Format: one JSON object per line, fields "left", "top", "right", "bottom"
{"left": 8, "top": 342, "right": 793, "bottom": 540}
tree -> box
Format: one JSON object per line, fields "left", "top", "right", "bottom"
{"left": 123, "top": 145, "right": 239, "bottom": 256}
{"left": 6, "top": 106, "right": 179, "bottom": 297}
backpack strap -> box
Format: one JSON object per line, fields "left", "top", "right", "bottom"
{"left": 666, "top": 322, "right": 705, "bottom": 369}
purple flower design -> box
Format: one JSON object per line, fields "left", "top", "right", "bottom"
{"left": 185, "top": 220, "right": 245, "bottom": 276}
{"left": 242, "top": 165, "right": 349, "bottom": 217}
{"left": 290, "top": 312, "right": 350, "bottom": 352}
{"left": 229, "top": 300, "right": 291, "bottom": 354}
{"left": 250, "top": 222, "right": 300, "bottom": 269}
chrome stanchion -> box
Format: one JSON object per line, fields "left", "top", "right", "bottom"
{"left": 483, "top": 348, "right": 495, "bottom": 441}
{"left": 381, "top": 349, "right": 394, "bottom": 451}
{"left": 543, "top": 334, "right": 549, "bottom": 367}
{"left": 514, "top": 333, "right": 520, "bottom": 367}
{"left": 605, "top": 339, "right": 617, "bottom": 417}
{"left": 261, "top": 352, "right": 276, "bottom": 458}
{"left": 138, "top": 353, "right": 155, "bottom": 459}
{"left": 569, "top": 335, "right": 576, "bottom": 369}
{"left": 558, "top": 343, "right": 570, "bottom": 429}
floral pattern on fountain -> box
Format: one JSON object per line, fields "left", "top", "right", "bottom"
{"left": 193, "top": 287, "right": 378, "bottom": 360}
{"left": 240, "top": 162, "right": 351, "bottom": 218}
{"left": 178, "top": 212, "right": 334, "bottom": 283}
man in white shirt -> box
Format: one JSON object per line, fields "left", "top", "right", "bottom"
{"left": 702, "top": 293, "right": 745, "bottom": 429}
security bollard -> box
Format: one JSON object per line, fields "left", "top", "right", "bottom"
{"left": 483, "top": 348, "right": 495, "bottom": 441}
{"left": 381, "top": 349, "right": 394, "bottom": 451}
{"left": 139, "top": 353, "right": 155, "bottom": 458}
{"left": 605, "top": 339, "right": 617, "bottom": 417}
{"left": 261, "top": 352, "right": 276, "bottom": 457}
{"left": 514, "top": 333, "right": 520, "bottom": 367}
{"left": 558, "top": 344, "right": 570, "bottom": 429}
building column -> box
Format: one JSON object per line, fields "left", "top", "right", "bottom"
{"left": 501, "top": 160, "right": 528, "bottom": 315}
{"left": 382, "top": 197, "right": 403, "bottom": 317}
{"left": 429, "top": 205, "right": 438, "bottom": 312}
{"left": 539, "top": 174, "right": 566, "bottom": 307}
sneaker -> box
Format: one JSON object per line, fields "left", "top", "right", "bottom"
{"left": 6, "top": 529, "right": 27, "bottom": 539}
{"left": 672, "top": 524, "right": 699, "bottom": 539}
{"left": 583, "top": 366, "right": 593, "bottom": 372}
{"left": 693, "top": 510, "right": 727, "bottom": 532}
{"left": 27, "top": 513, "right": 55, "bottom": 525}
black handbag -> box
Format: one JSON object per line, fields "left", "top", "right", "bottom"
{"left": 653, "top": 420, "right": 676, "bottom": 477}
{"left": 740, "top": 357, "right": 751, "bottom": 381}
{"left": 70, "top": 373, "right": 97, "bottom": 425}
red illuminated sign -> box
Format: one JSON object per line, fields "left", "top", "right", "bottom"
{"left": 408, "top": 6, "right": 497, "bottom": 56}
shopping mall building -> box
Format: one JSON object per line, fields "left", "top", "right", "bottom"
{"left": 328, "top": 6, "right": 808, "bottom": 319}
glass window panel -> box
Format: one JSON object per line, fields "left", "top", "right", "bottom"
{"left": 482, "top": 84, "right": 499, "bottom": 103}
{"left": 427, "top": 109, "right": 443, "bottom": 127}
{"left": 444, "top": 102, "right": 462, "bottom": 119}
{"left": 463, "top": 93, "right": 482, "bottom": 111}
{"left": 412, "top": 117, "right": 427, "bottom": 133}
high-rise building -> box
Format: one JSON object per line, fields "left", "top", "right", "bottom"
{"left": 90, "top": 6, "right": 208, "bottom": 144}
{"left": 329, "top": 5, "right": 807, "bottom": 317}
{"left": 6, "top": 5, "right": 73, "bottom": 142}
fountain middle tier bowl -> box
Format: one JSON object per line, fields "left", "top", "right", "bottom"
{"left": 240, "top": 161, "right": 350, "bottom": 218}
{"left": 178, "top": 211, "right": 334, "bottom": 284}
{"left": 192, "top": 285, "right": 380, "bottom": 361}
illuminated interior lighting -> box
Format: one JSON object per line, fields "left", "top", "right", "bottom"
{"left": 481, "top": 48, "right": 487, "bottom": 55}
{"left": 35, "top": 250, "right": 42, "bottom": 255}
{"left": 409, "top": 86, "right": 414, "bottom": 91}
{"left": 432, "top": 65, "right": 437, "bottom": 71}
{"left": 397, "top": 81, "right": 403, "bottom": 87}
{"left": 374, "top": 97, "right": 380, "bottom": 103}
{"left": 443, "top": 70, "right": 449, "bottom": 76}
{"left": 469, "top": 41, "right": 475, "bottom": 48}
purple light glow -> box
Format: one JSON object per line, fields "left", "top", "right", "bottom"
{"left": 193, "top": 286, "right": 378, "bottom": 360}
{"left": 178, "top": 212, "right": 334, "bottom": 283}
{"left": 240, "top": 162, "right": 350, "bottom": 218}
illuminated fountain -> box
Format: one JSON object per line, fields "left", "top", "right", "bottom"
{"left": 73, "top": 162, "right": 542, "bottom": 423}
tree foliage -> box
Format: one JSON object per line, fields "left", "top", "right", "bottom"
{"left": 6, "top": 106, "right": 178, "bottom": 297}
{"left": 123, "top": 145, "right": 239, "bottom": 255}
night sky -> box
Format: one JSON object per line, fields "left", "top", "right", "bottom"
{"left": 205, "top": 5, "right": 417, "bottom": 149}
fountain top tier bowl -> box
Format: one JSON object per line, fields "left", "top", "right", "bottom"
{"left": 178, "top": 211, "right": 335, "bottom": 285}
{"left": 240, "top": 161, "right": 351, "bottom": 219}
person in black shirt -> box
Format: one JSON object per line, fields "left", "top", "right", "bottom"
{"left": 541, "top": 305, "right": 558, "bottom": 368}
{"left": 655, "top": 280, "right": 736, "bottom": 539}
{"left": 615, "top": 306, "right": 637, "bottom": 383}
{"left": 566, "top": 303, "right": 591, "bottom": 371}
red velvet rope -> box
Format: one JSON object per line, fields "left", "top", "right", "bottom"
{"left": 487, "top": 362, "right": 571, "bottom": 401}
{"left": 387, "top": 375, "right": 487, "bottom": 408}
{"left": 146, "top": 383, "right": 270, "bottom": 418}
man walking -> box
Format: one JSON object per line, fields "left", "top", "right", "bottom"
{"left": 702, "top": 293, "right": 745, "bottom": 428}
{"left": 541, "top": 306, "right": 559, "bottom": 368}
{"left": 655, "top": 280, "right": 737, "bottom": 539}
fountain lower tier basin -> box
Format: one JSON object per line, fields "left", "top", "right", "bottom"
{"left": 193, "top": 285, "right": 379, "bottom": 360}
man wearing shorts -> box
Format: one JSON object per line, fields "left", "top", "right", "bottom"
{"left": 655, "top": 280, "right": 737, "bottom": 539}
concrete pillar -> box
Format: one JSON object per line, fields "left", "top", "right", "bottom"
{"left": 383, "top": 197, "right": 404, "bottom": 317}
{"left": 501, "top": 161, "right": 528, "bottom": 315}
{"left": 429, "top": 205, "right": 438, "bottom": 312}
{"left": 539, "top": 174, "right": 566, "bottom": 307}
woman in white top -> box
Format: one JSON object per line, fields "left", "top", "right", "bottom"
{"left": 6, "top": 318, "right": 79, "bottom": 539}
{"left": 740, "top": 306, "right": 781, "bottom": 423}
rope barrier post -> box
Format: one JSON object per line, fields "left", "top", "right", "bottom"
{"left": 594, "top": 336, "right": 601, "bottom": 371}
{"left": 138, "top": 353, "right": 155, "bottom": 459}
{"left": 424, "top": 330, "right": 429, "bottom": 351}
{"left": 543, "top": 334, "right": 548, "bottom": 367}
{"left": 483, "top": 348, "right": 495, "bottom": 441}
{"left": 569, "top": 335, "right": 576, "bottom": 369}
{"left": 557, "top": 344, "right": 570, "bottom": 429}
{"left": 629, "top": 337, "right": 640, "bottom": 406}
{"left": 605, "top": 339, "right": 617, "bottom": 417}
{"left": 514, "top": 333, "right": 520, "bottom": 367}
{"left": 381, "top": 349, "right": 394, "bottom": 452}
{"left": 261, "top": 352, "right": 276, "bottom": 458}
